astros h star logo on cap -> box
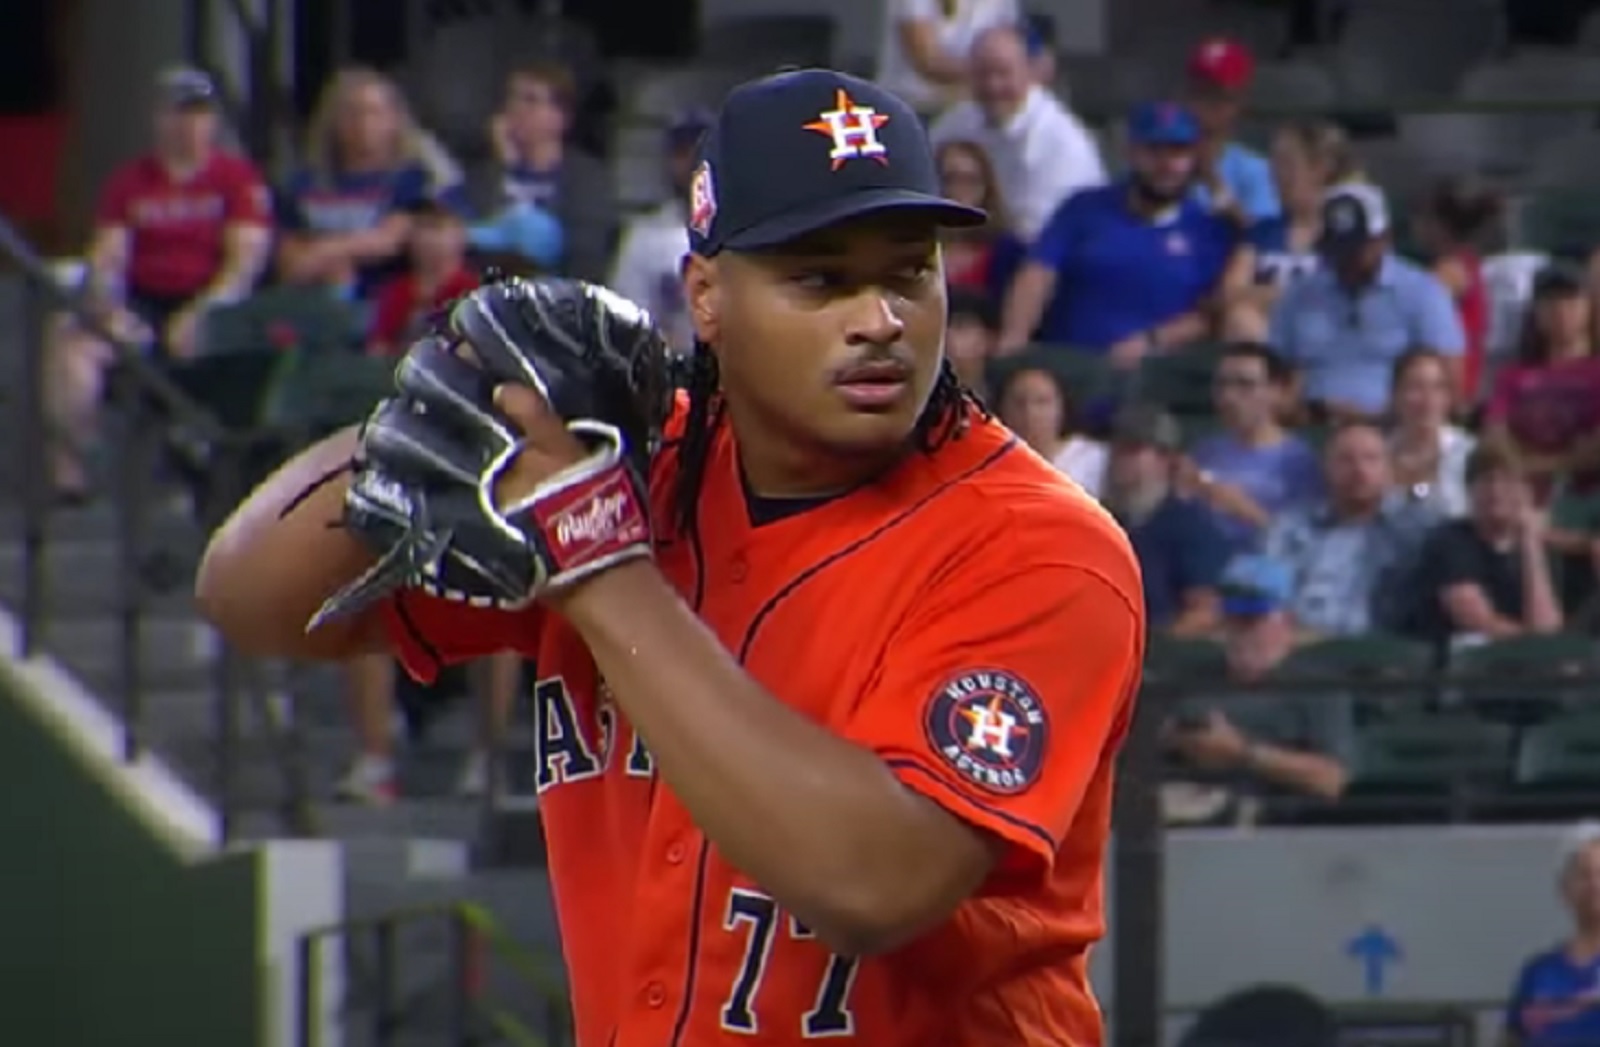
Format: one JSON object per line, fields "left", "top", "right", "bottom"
{"left": 803, "top": 88, "right": 891, "bottom": 170}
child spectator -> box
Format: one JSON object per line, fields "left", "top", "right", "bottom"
{"left": 1183, "top": 37, "right": 1280, "bottom": 223}
{"left": 366, "top": 199, "right": 479, "bottom": 356}
{"left": 471, "top": 62, "right": 617, "bottom": 282}
{"left": 1413, "top": 177, "right": 1503, "bottom": 404}
{"left": 46, "top": 67, "right": 271, "bottom": 499}
{"left": 276, "top": 67, "right": 463, "bottom": 316}
{"left": 1407, "top": 441, "right": 1563, "bottom": 644}
{"left": 933, "top": 140, "right": 1024, "bottom": 303}
{"left": 946, "top": 288, "right": 1000, "bottom": 401}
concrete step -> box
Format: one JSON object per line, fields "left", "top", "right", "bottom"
{"left": 0, "top": 541, "right": 198, "bottom": 615}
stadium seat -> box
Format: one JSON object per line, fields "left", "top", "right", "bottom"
{"left": 1448, "top": 632, "right": 1600, "bottom": 723}
{"left": 1249, "top": 62, "right": 1340, "bottom": 111}
{"left": 1396, "top": 113, "right": 1524, "bottom": 180}
{"left": 626, "top": 65, "right": 750, "bottom": 123}
{"left": 1527, "top": 133, "right": 1600, "bottom": 189}
{"left": 1332, "top": 0, "right": 1497, "bottom": 102}
{"left": 204, "top": 288, "right": 362, "bottom": 359}
{"left": 697, "top": 15, "right": 837, "bottom": 70}
{"left": 1515, "top": 710, "right": 1600, "bottom": 786}
{"left": 1144, "top": 636, "right": 1228, "bottom": 685}
{"left": 1275, "top": 635, "right": 1438, "bottom": 720}
{"left": 988, "top": 346, "right": 1115, "bottom": 410}
{"left": 1344, "top": 712, "right": 1512, "bottom": 821}
{"left": 1135, "top": 343, "right": 1226, "bottom": 417}
{"left": 1515, "top": 190, "right": 1600, "bottom": 256}
{"left": 1055, "top": 56, "right": 1163, "bottom": 121}
{"left": 260, "top": 353, "right": 397, "bottom": 440}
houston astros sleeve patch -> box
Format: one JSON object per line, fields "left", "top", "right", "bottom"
{"left": 922, "top": 669, "right": 1049, "bottom": 795}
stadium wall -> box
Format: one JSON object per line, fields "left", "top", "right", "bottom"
{"left": 0, "top": 620, "right": 343, "bottom": 1047}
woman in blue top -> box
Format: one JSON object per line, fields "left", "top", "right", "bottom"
{"left": 1224, "top": 120, "right": 1362, "bottom": 341}
{"left": 276, "top": 67, "right": 465, "bottom": 311}
{"left": 1505, "top": 823, "right": 1600, "bottom": 1046}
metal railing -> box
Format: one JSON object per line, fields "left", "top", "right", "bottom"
{"left": 0, "top": 213, "right": 313, "bottom": 844}
{"left": 295, "top": 902, "right": 573, "bottom": 1047}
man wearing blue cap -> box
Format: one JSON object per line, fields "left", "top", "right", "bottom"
{"left": 998, "top": 100, "right": 1244, "bottom": 366}
{"left": 197, "top": 67, "right": 1143, "bottom": 1046}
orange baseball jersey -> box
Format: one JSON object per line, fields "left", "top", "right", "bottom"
{"left": 380, "top": 409, "right": 1145, "bottom": 1046}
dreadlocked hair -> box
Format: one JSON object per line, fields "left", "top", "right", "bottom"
{"left": 669, "top": 342, "right": 989, "bottom": 539}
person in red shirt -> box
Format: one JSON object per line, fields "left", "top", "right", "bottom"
{"left": 366, "top": 199, "right": 479, "bottom": 356}
{"left": 46, "top": 67, "right": 272, "bottom": 497}
{"left": 1414, "top": 176, "right": 1501, "bottom": 405}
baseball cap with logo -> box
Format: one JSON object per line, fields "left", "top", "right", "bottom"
{"left": 686, "top": 68, "right": 985, "bottom": 256}
{"left": 1318, "top": 183, "right": 1391, "bottom": 256}
{"left": 158, "top": 66, "right": 219, "bottom": 109}
{"left": 1218, "top": 554, "right": 1295, "bottom": 618}
{"left": 1127, "top": 101, "right": 1202, "bottom": 148}
{"left": 1187, "top": 36, "right": 1255, "bottom": 93}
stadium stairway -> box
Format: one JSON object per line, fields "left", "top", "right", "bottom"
{"left": 0, "top": 277, "right": 571, "bottom": 1042}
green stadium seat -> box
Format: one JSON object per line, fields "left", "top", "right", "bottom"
{"left": 1448, "top": 633, "right": 1600, "bottom": 723}
{"left": 1517, "top": 190, "right": 1600, "bottom": 257}
{"left": 1135, "top": 343, "right": 1227, "bottom": 417}
{"left": 1342, "top": 712, "right": 1512, "bottom": 822}
{"left": 1143, "top": 636, "right": 1228, "bottom": 684}
{"left": 987, "top": 346, "right": 1114, "bottom": 408}
{"left": 261, "top": 352, "right": 397, "bottom": 439}
{"left": 165, "top": 350, "right": 289, "bottom": 433}
{"left": 1275, "top": 634, "right": 1438, "bottom": 721}
{"left": 1515, "top": 711, "right": 1600, "bottom": 787}
{"left": 203, "top": 287, "right": 362, "bottom": 358}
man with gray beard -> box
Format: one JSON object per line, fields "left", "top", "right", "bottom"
{"left": 1103, "top": 404, "right": 1230, "bottom": 638}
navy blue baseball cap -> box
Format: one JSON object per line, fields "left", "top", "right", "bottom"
{"left": 1127, "top": 101, "right": 1201, "bottom": 147}
{"left": 686, "top": 68, "right": 985, "bottom": 256}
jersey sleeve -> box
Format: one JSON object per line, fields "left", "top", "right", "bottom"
{"left": 223, "top": 159, "right": 273, "bottom": 225}
{"left": 378, "top": 589, "right": 542, "bottom": 683}
{"left": 843, "top": 547, "right": 1142, "bottom": 882}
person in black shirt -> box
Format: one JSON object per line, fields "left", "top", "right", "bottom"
{"left": 1411, "top": 441, "right": 1564, "bottom": 643}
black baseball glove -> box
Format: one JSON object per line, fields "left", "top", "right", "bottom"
{"left": 308, "top": 275, "right": 674, "bottom": 631}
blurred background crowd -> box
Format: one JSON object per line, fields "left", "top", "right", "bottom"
{"left": 35, "top": 0, "right": 1600, "bottom": 825}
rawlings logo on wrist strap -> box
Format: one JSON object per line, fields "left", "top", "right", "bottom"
{"left": 487, "top": 420, "right": 652, "bottom": 592}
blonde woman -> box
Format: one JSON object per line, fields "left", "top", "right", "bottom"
{"left": 275, "top": 66, "right": 463, "bottom": 310}
{"left": 1223, "top": 120, "right": 1362, "bottom": 340}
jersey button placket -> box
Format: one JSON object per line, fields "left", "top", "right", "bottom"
{"left": 729, "top": 552, "right": 749, "bottom": 584}
{"left": 665, "top": 839, "right": 687, "bottom": 864}
{"left": 643, "top": 981, "right": 667, "bottom": 1008}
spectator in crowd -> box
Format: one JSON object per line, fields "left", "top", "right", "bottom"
{"left": 1183, "top": 36, "right": 1280, "bottom": 223}
{"left": 875, "top": 0, "right": 1019, "bottom": 115}
{"left": 929, "top": 25, "right": 1104, "bottom": 242}
{"left": 1262, "top": 420, "right": 1439, "bottom": 638}
{"left": 1413, "top": 177, "right": 1503, "bottom": 404}
{"left": 1504, "top": 821, "right": 1600, "bottom": 1047}
{"left": 1408, "top": 442, "right": 1562, "bottom": 645}
{"left": 607, "top": 109, "right": 712, "bottom": 353}
{"left": 1187, "top": 342, "right": 1323, "bottom": 552}
{"left": 1389, "top": 348, "right": 1476, "bottom": 518}
{"left": 933, "top": 140, "right": 1024, "bottom": 301}
{"left": 469, "top": 62, "right": 617, "bottom": 282}
{"left": 1162, "top": 555, "right": 1353, "bottom": 826}
{"left": 1483, "top": 263, "right": 1600, "bottom": 505}
{"left": 46, "top": 67, "right": 271, "bottom": 499}
{"left": 946, "top": 288, "right": 1000, "bottom": 400}
{"left": 1022, "top": 11, "right": 1058, "bottom": 86}
{"left": 934, "top": 140, "right": 1030, "bottom": 304}
{"left": 366, "top": 198, "right": 479, "bottom": 356}
{"left": 993, "top": 355, "right": 1108, "bottom": 496}
{"left": 1270, "top": 183, "right": 1465, "bottom": 420}
{"left": 1226, "top": 120, "right": 1361, "bottom": 338}
{"left": 277, "top": 67, "right": 462, "bottom": 315}
{"left": 999, "top": 101, "right": 1242, "bottom": 363}
{"left": 1104, "top": 404, "right": 1229, "bottom": 636}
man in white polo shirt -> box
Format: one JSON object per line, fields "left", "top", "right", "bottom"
{"left": 930, "top": 24, "right": 1105, "bottom": 241}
